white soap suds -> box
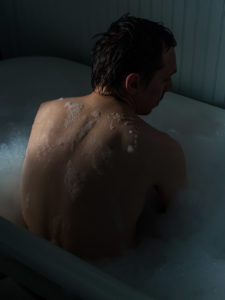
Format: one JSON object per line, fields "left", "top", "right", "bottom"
{"left": 71, "top": 119, "right": 96, "bottom": 151}
{"left": 3, "top": 103, "right": 225, "bottom": 300}
{"left": 3, "top": 107, "right": 225, "bottom": 300}
{"left": 37, "top": 135, "right": 67, "bottom": 159}
{"left": 64, "top": 160, "right": 85, "bottom": 202}
{"left": 70, "top": 119, "right": 96, "bottom": 152}
{"left": 127, "top": 145, "right": 134, "bottom": 153}
{"left": 76, "top": 119, "right": 96, "bottom": 143}
{"left": 108, "top": 112, "right": 125, "bottom": 130}
{"left": 128, "top": 128, "right": 139, "bottom": 150}
{"left": 111, "top": 112, "right": 121, "bottom": 121}
{"left": 92, "top": 145, "right": 112, "bottom": 175}
{"left": 64, "top": 102, "right": 84, "bottom": 128}
{"left": 109, "top": 122, "right": 115, "bottom": 130}
{"left": 91, "top": 111, "right": 101, "bottom": 118}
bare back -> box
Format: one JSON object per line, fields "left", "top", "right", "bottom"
{"left": 20, "top": 94, "right": 186, "bottom": 261}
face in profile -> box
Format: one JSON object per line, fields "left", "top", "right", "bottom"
{"left": 135, "top": 47, "right": 177, "bottom": 115}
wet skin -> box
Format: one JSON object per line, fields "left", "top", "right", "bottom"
{"left": 20, "top": 47, "right": 187, "bottom": 261}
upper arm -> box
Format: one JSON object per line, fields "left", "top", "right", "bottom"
{"left": 155, "top": 139, "right": 188, "bottom": 210}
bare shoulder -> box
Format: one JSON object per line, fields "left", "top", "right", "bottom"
{"left": 134, "top": 117, "right": 178, "bottom": 150}
{"left": 144, "top": 123, "right": 186, "bottom": 173}
{"left": 34, "top": 99, "right": 56, "bottom": 119}
{"left": 151, "top": 129, "right": 188, "bottom": 208}
{"left": 33, "top": 97, "right": 73, "bottom": 123}
{"left": 135, "top": 117, "right": 187, "bottom": 178}
{"left": 37, "top": 97, "right": 68, "bottom": 111}
{"left": 37, "top": 96, "right": 76, "bottom": 109}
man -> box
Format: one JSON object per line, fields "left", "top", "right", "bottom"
{"left": 20, "top": 14, "right": 188, "bottom": 261}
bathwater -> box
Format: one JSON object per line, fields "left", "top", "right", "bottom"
{"left": 1, "top": 114, "right": 225, "bottom": 300}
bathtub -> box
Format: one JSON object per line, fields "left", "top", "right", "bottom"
{"left": 1, "top": 56, "right": 225, "bottom": 299}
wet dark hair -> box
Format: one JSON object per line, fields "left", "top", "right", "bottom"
{"left": 91, "top": 13, "right": 177, "bottom": 98}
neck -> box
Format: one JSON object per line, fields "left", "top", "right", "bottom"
{"left": 93, "top": 88, "right": 137, "bottom": 114}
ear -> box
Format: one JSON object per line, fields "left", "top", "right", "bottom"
{"left": 124, "top": 73, "right": 142, "bottom": 95}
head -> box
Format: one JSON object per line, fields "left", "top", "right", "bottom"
{"left": 91, "top": 13, "right": 177, "bottom": 115}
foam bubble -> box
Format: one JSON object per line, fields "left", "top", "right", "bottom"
{"left": 64, "top": 160, "right": 85, "bottom": 202}
{"left": 127, "top": 145, "right": 134, "bottom": 153}
{"left": 111, "top": 112, "right": 121, "bottom": 121}
{"left": 64, "top": 102, "right": 84, "bottom": 128}
{"left": 3, "top": 114, "right": 225, "bottom": 300}
{"left": 92, "top": 129, "right": 225, "bottom": 300}
{"left": 0, "top": 128, "right": 28, "bottom": 225}
{"left": 108, "top": 112, "right": 126, "bottom": 130}
{"left": 76, "top": 119, "right": 96, "bottom": 143}
{"left": 91, "top": 111, "right": 101, "bottom": 118}
{"left": 92, "top": 145, "right": 112, "bottom": 175}
{"left": 109, "top": 122, "right": 115, "bottom": 130}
